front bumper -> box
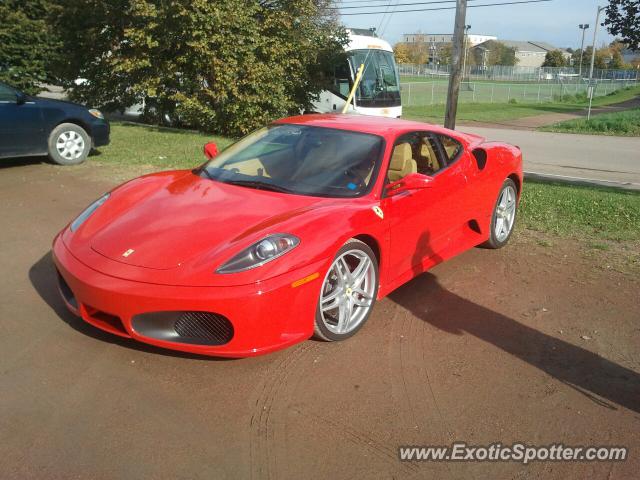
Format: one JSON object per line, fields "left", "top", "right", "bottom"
{"left": 52, "top": 234, "right": 326, "bottom": 357}
{"left": 90, "top": 120, "right": 110, "bottom": 148}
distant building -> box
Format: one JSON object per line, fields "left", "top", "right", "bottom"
{"left": 402, "top": 33, "right": 497, "bottom": 47}
{"left": 472, "top": 40, "right": 571, "bottom": 68}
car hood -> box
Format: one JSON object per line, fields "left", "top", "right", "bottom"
{"left": 33, "top": 95, "right": 92, "bottom": 112}
{"left": 67, "top": 170, "right": 331, "bottom": 272}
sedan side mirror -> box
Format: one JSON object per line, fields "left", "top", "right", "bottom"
{"left": 385, "top": 173, "right": 433, "bottom": 196}
{"left": 16, "top": 92, "right": 27, "bottom": 105}
{"left": 203, "top": 142, "right": 218, "bottom": 160}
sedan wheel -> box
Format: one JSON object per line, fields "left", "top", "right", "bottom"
{"left": 56, "top": 131, "right": 85, "bottom": 161}
{"left": 314, "top": 239, "right": 378, "bottom": 341}
{"left": 48, "top": 123, "right": 91, "bottom": 165}
{"left": 484, "top": 178, "right": 518, "bottom": 249}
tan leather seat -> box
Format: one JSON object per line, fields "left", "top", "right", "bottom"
{"left": 388, "top": 143, "right": 417, "bottom": 182}
{"left": 419, "top": 140, "right": 440, "bottom": 173}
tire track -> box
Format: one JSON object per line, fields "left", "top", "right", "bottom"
{"left": 387, "top": 301, "right": 453, "bottom": 443}
{"left": 249, "top": 342, "right": 319, "bottom": 480}
{"left": 289, "top": 407, "right": 421, "bottom": 476}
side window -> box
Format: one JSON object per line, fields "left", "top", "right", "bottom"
{"left": 416, "top": 133, "right": 446, "bottom": 175}
{"left": 437, "top": 134, "right": 463, "bottom": 164}
{"left": 330, "top": 61, "right": 352, "bottom": 99}
{"left": 0, "top": 83, "right": 17, "bottom": 103}
{"left": 387, "top": 133, "right": 419, "bottom": 182}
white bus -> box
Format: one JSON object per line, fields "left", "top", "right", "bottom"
{"left": 312, "top": 29, "right": 402, "bottom": 118}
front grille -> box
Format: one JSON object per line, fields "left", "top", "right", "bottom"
{"left": 174, "top": 311, "right": 234, "bottom": 345}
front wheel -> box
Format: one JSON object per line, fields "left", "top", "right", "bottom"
{"left": 314, "top": 239, "right": 379, "bottom": 341}
{"left": 483, "top": 178, "right": 518, "bottom": 249}
{"left": 48, "top": 123, "right": 91, "bottom": 165}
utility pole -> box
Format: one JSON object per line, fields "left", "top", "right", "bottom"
{"left": 587, "top": 6, "right": 605, "bottom": 120}
{"left": 444, "top": 0, "right": 467, "bottom": 130}
{"left": 461, "top": 25, "right": 471, "bottom": 80}
{"left": 578, "top": 24, "right": 589, "bottom": 78}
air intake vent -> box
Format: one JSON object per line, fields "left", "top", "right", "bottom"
{"left": 174, "top": 312, "right": 234, "bottom": 345}
{"left": 472, "top": 148, "right": 487, "bottom": 170}
{"left": 56, "top": 270, "right": 78, "bottom": 309}
{"left": 132, "top": 311, "right": 234, "bottom": 346}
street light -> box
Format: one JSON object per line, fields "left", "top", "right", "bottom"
{"left": 587, "top": 6, "right": 605, "bottom": 120}
{"left": 462, "top": 24, "right": 471, "bottom": 80}
{"left": 578, "top": 24, "right": 589, "bottom": 78}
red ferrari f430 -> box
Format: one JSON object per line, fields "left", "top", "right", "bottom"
{"left": 53, "top": 114, "right": 522, "bottom": 357}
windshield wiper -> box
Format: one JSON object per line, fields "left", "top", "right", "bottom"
{"left": 199, "top": 167, "right": 215, "bottom": 180}
{"left": 225, "top": 179, "right": 294, "bottom": 194}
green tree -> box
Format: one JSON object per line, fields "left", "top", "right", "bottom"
{"left": 472, "top": 41, "right": 518, "bottom": 67}
{"left": 542, "top": 50, "right": 566, "bottom": 67}
{"left": 53, "top": 0, "right": 347, "bottom": 136}
{"left": 604, "top": 0, "right": 640, "bottom": 50}
{"left": 0, "top": 0, "right": 60, "bottom": 94}
{"left": 393, "top": 43, "right": 411, "bottom": 64}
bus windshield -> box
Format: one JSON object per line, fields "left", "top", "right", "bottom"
{"left": 349, "top": 49, "right": 401, "bottom": 108}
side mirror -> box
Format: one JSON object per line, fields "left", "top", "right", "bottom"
{"left": 203, "top": 142, "right": 218, "bottom": 160}
{"left": 385, "top": 173, "right": 433, "bottom": 196}
{"left": 16, "top": 92, "right": 27, "bottom": 105}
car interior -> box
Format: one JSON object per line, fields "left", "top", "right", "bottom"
{"left": 387, "top": 132, "right": 461, "bottom": 183}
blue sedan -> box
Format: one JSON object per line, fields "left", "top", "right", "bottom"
{"left": 0, "top": 82, "right": 110, "bottom": 165}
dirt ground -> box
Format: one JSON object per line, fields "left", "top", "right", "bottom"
{"left": 1, "top": 158, "right": 639, "bottom": 480}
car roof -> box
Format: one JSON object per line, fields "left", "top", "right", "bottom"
{"left": 275, "top": 114, "right": 484, "bottom": 146}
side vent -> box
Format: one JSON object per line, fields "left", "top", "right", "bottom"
{"left": 472, "top": 148, "right": 487, "bottom": 170}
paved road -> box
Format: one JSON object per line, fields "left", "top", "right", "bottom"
{"left": 461, "top": 126, "right": 640, "bottom": 190}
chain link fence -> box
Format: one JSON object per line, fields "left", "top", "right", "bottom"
{"left": 398, "top": 64, "right": 640, "bottom": 82}
{"left": 400, "top": 78, "right": 639, "bottom": 106}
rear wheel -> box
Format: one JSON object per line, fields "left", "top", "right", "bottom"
{"left": 483, "top": 178, "right": 518, "bottom": 249}
{"left": 314, "top": 239, "right": 379, "bottom": 341}
{"left": 48, "top": 123, "right": 91, "bottom": 165}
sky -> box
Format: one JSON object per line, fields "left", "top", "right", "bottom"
{"left": 340, "top": 0, "right": 616, "bottom": 49}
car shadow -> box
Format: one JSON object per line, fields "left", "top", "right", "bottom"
{"left": 0, "top": 156, "right": 47, "bottom": 169}
{"left": 29, "top": 252, "right": 232, "bottom": 361}
{"left": 0, "top": 149, "right": 102, "bottom": 169}
{"left": 389, "top": 271, "right": 640, "bottom": 414}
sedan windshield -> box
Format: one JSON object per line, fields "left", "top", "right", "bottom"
{"left": 201, "top": 124, "right": 384, "bottom": 198}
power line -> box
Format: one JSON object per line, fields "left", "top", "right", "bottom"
{"left": 332, "top": 0, "right": 464, "bottom": 7}
{"left": 333, "top": 0, "right": 484, "bottom": 10}
{"left": 339, "top": 0, "right": 551, "bottom": 15}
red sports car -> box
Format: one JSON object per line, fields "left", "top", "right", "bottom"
{"left": 53, "top": 114, "right": 522, "bottom": 357}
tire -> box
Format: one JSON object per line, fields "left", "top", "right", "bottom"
{"left": 483, "top": 178, "right": 518, "bottom": 249}
{"left": 48, "top": 123, "right": 91, "bottom": 165}
{"left": 314, "top": 239, "right": 379, "bottom": 342}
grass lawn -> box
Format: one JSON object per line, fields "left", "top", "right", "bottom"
{"left": 93, "top": 122, "right": 233, "bottom": 170}
{"left": 402, "top": 85, "right": 640, "bottom": 124}
{"left": 403, "top": 102, "right": 581, "bottom": 124}
{"left": 519, "top": 180, "right": 640, "bottom": 241}
{"left": 93, "top": 123, "right": 640, "bottom": 242}
{"left": 539, "top": 108, "right": 640, "bottom": 136}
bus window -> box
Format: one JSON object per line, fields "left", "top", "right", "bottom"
{"left": 348, "top": 49, "right": 401, "bottom": 108}
{"left": 331, "top": 61, "right": 352, "bottom": 98}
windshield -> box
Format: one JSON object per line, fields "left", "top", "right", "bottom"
{"left": 349, "top": 49, "right": 401, "bottom": 108}
{"left": 201, "top": 124, "right": 384, "bottom": 198}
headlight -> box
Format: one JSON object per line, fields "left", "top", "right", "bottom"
{"left": 216, "top": 234, "right": 300, "bottom": 274}
{"left": 70, "top": 193, "right": 110, "bottom": 231}
{"left": 88, "top": 108, "right": 104, "bottom": 119}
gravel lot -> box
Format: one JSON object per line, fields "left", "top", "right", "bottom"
{"left": 1, "top": 158, "right": 638, "bottom": 479}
